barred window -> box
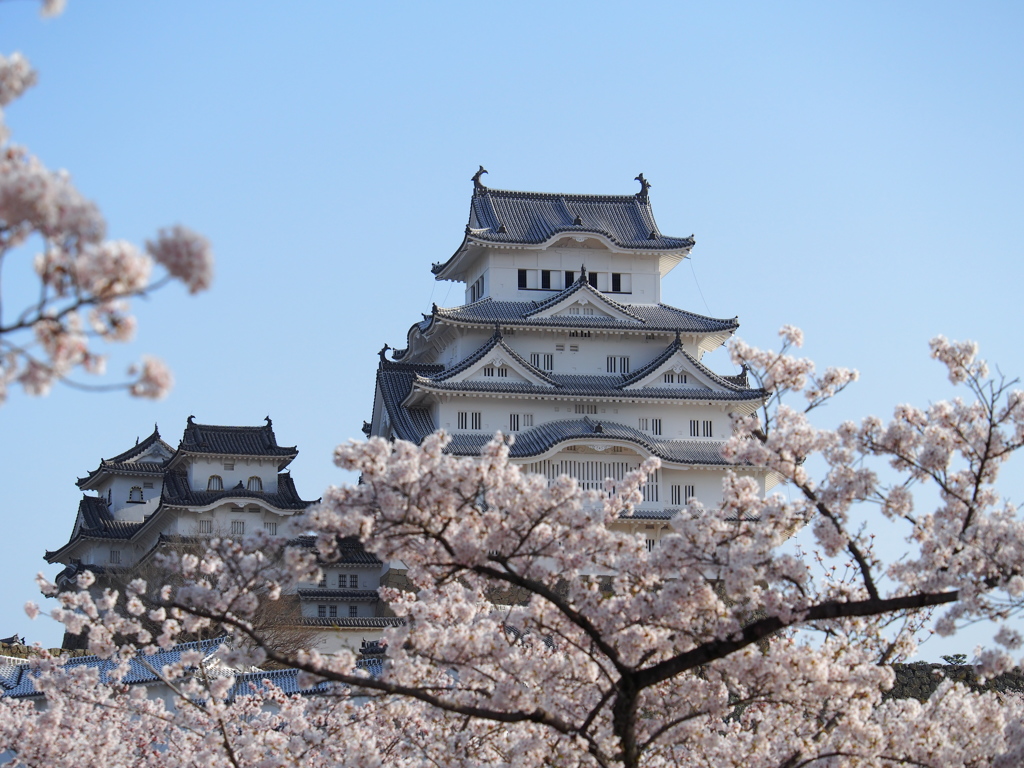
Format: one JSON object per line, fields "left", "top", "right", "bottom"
{"left": 607, "top": 356, "right": 617, "bottom": 373}
{"left": 198, "top": 519, "right": 213, "bottom": 534}
{"left": 530, "top": 353, "right": 541, "bottom": 367}
{"left": 619, "top": 356, "right": 630, "bottom": 374}
{"left": 543, "top": 353, "right": 553, "bottom": 370}
{"left": 568, "top": 307, "right": 580, "bottom": 316}
{"left": 685, "top": 485, "right": 696, "bottom": 503}
{"left": 509, "top": 413, "right": 520, "bottom": 431}
{"left": 348, "top": 605, "right": 358, "bottom": 618}
{"left": 247, "top": 476, "right": 263, "bottom": 492}
{"left": 671, "top": 485, "right": 682, "bottom": 505}
{"left": 457, "top": 411, "right": 468, "bottom": 429}
{"left": 264, "top": 521, "right": 277, "bottom": 535}
{"left": 652, "top": 418, "right": 662, "bottom": 436}
{"left": 223, "top": 461, "right": 235, "bottom": 471}
{"left": 109, "top": 549, "right": 121, "bottom": 565}
{"left": 664, "top": 373, "right": 675, "bottom": 383}
{"left": 645, "top": 539, "right": 656, "bottom": 552}
{"left": 329, "top": 605, "right": 337, "bottom": 618}
{"left": 522, "top": 414, "right": 534, "bottom": 427}
{"left": 350, "top": 574, "right": 358, "bottom": 589}
{"left": 230, "top": 520, "right": 244, "bottom": 536}
{"left": 639, "top": 418, "right": 649, "bottom": 431}
{"left": 471, "top": 412, "right": 482, "bottom": 430}
{"left": 690, "top": 420, "right": 699, "bottom": 437}
{"left": 583, "top": 307, "right": 595, "bottom": 316}
{"left": 575, "top": 404, "right": 598, "bottom": 415}
{"left": 483, "top": 367, "right": 495, "bottom": 377}
{"left": 703, "top": 420, "right": 713, "bottom": 437}
{"left": 496, "top": 367, "right": 508, "bottom": 377}
{"left": 318, "top": 574, "right": 327, "bottom": 588}
{"left": 208, "top": 475, "right": 223, "bottom": 491}
{"left": 318, "top": 605, "right": 326, "bottom": 618}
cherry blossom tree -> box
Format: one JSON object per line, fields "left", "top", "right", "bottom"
{"left": 0, "top": 5, "right": 213, "bottom": 406}
{"left": 7, "top": 328, "right": 1024, "bottom": 767}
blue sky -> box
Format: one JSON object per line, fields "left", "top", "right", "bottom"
{"left": 1, "top": 1, "right": 1022, "bottom": 657}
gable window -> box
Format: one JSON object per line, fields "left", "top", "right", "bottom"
{"left": 496, "top": 367, "right": 508, "bottom": 378}
{"left": 230, "top": 520, "right": 245, "bottom": 536}
{"left": 128, "top": 486, "right": 143, "bottom": 503}
{"left": 109, "top": 549, "right": 121, "bottom": 565}
{"left": 208, "top": 475, "right": 223, "bottom": 491}
{"left": 247, "top": 476, "right": 263, "bottom": 493}
{"left": 471, "top": 412, "right": 482, "bottom": 430}
{"left": 663, "top": 373, "right": 674, "bottom": 384}
{"left": 350, "top": 574, "right": 358, "bottom": 589}
{"left": 690, "top": 419, "right": 699, "bottom": 437}
{"left": 483, "top": 366, "right": 495, "bottom": 377}
{"left": 348, "top": 605, "right": 358, "bottom": 618}
{"left": 264, "top": 521, "right": 277, "bottom": 535}
{"left": 329, "top": 605, "right": 338, "bottom": 618}
{"left": 652, "top": 418, "right": 662, "bottom": 436}
{"left": 567, "top": 306, "right": 580, "bottom": 316}
{"left": 583, "top": 307, "right": 594, "bottom": 316}
{"left": 198, "top": 519, "right": 213, "bottom": 534}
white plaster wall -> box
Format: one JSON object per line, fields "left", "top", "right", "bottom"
{"left": 186, "top": 457, "right": 281, "bottom": 494}
{"left": 313, "top": 628, "right": 385, "bottom": 655}
{"left": 99, "top": 476, "right": 163, "bottom": 517}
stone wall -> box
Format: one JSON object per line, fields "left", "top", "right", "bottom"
{"left": 0, "top": 641, "right": 89, "bottom": 659}
{"left": 889, "top": 663, "right": 1024, "bottom": 701}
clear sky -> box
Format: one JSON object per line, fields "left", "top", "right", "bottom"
{"left": 1, "top": 1, "right": 1022, "bottom": 658}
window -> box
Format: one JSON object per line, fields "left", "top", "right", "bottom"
{"left": 264, "top": 521, "right": 277, "bottom": 535}
{"left": 223, "top": 462, "right": 234, "bottom": 471}
{"left": 639, "top": 418, "right": 649, "bottom": 431}
{"left": 690, "top": 420, "right": 699, "bottom": 437}
{"left": 671, "top": 485, "right": 682, "bottom": 505}
{"left": 543, "top": 353, "right": 553, "bottom": 370}
{"left": 318, "top": 605, "right": 326, "bottom": 618}
{"left": 348, "top": 605, "right": 358, "bottom": 618}
{"left": 569, "top": 330, "right": 590, "bottom": 338}
{"left": 350, "top": 574, "right": 358, "bottom": 589}
{"left": 128, "top": 486, "right": 143, "bottom": 502}
{"left": 575, "top": 404, "right": 598, "bottom": 415}
{"left": 230, "top": 520, "right": 244, "bottom": 536}
{"left": 619, "top": 357, "right": 630, "bottom": 374}
{"left": 469, "top": 274, "right": 485, "bottom": 302}
{"left": 607, "top": 356, "right": 617, "bottom": 373}
{"left": 588, "top": 272, "right": 598, "bottom": 288}
{"left": 509, "top": 413, "right": 520, "bottom": 431}
{"left": 569, "top": 344, "right": 579, "bottom": 352}
{"left": 208, "top": 475, "right": 223, "bottom": 491}
{"left": 652, "top": 418, "right": 662, "bottom": 436}
{"left": 522, "top": 414, "right": 534, "bottom": 427}
{"left": 247, "top": 476, "right": 263, "bottom": 492}
{"left": 664, "top": 373, "right": 675, "bottom": 384}
{"left": 567, "top": 306, "right": 580, "bottom": 316}
{"left": 703, "top": 420, "right": 713, "bottom": 437}
{"left": 541, "top": 270, "right": 554, "bottom": 289}
{"left": 198, "top": 519, "right": 213, "bottom": 534}
{"left": 565, "top": 270, "right": 575, "bottom": 286}
{"left": 337, "top": 573, "right": 345, "bottom": 588}
{"left": 457, "top": 411, "right": 468, "bottom": 429}
{"left": 319, "top": 574, "right": 327, "bottom": 587}
{"left": 143, "top": 481, "right": 154, "bottom": 489}
{"left": 612, "top": 273, "right": 622, "bottom": 292}
{"left": 496, "top": 367, "right": 508, "bottom": 377}
{"left": 483, "top": 366, "right": 495, "bottom": 377}
{"left": 109, "top": 549, "right": 121, "bottom": 565}
{"left": 518, "top": 269, "right": 527, "bottom": 289}
{"left": 685, "top": 485, "right": 695, "bottom": 503}
{"left": 611, "top": 273, "right": 631, "bottom": 292}
{"left": 645, "top": 539, "right": 656, "bottom": 552}
{"left": 583, "top": 307, "right": 594, "bottom": 316}
{"left": 107, "top": 488, "right": 112, "bottom": 504}
{"left": 471, "top": 412, "right": 482, "bottom": 430}
{"left": 555, "top": 344, "right": 565, "bottom": 352}
{"left": 530, "top": 353, "right": 541, "bottom": 367}
{"left": 329, "top": 605, "right": 337, "bottom": 618}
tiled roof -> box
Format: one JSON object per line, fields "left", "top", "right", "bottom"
{"left": 430, "top": 328, "right": 557, "bottom": 385}
{"left": 296, "top": 589, "right": 380, "bottom": 602}
{"left": 176, "top": 416, "right": 297, "bottom": 459}
{"left": 45, "top": 496, "right": 144, "bottom": 561}
{"left": 445, "top": 417, "right": 733, "bottom": 465}
{"left": 432, "top": 179, "right": 694, "bottom": 277}
{"left": 415, "top": 377, "right": 764, "bottom": 402}
{"left": 226, "top": 668, "right": 334, "bottom": 700}
{"left": 1, "top": 638, "right": 226, "bottom": 698}
{"left": 300, "top": 617, "right": 406, "bottom": 628}
{"left": 376, "top": 361, "right": 441, "bottom": 442}
{"left": 431, "top": 296, "right": 738, "bottom": 334}
{"left": 77, "top": 427, "right": 174, "bottom": 488}
{"left": 288, "top": 536, "right": 385, "bottom": 567}
{"left": 160, "top": 471, "right": 314, "bottom": 511}
{"left": 620, "top": 335, "right": 756, "bottom": 393}
{"left": 524, "top": 276, "right": 644, "bottom": 322}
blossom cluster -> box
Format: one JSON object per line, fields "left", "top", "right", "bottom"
{"left": 0, "top": 44, "right": 212, "bottom": 406}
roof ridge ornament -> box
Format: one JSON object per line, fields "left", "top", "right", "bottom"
{"left": 378, "top": 344, "right": 391, "bottom": 363}
{"left": 472, "top": 165, "right": 488, "bottom": 193}
{"left": 579, "top": 264, "right": 588, "bottom": 281}
{"left": 635, "top": 173, "right": 651, "bottom": 203}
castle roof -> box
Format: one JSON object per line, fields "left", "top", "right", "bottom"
{"left": 76, "top": 426, "right": 174, "bottom": 489}
{"left": 160, "top": 471, "right": 313, "bottom": 512}
{"left": 174, "top": 416, "right": 297, "bottom": 462}
{"left": 433, "top": 173, "right": 694, "bottom": 280}
{"left": 44, "top": 496, "right": 144, "bottom": 562}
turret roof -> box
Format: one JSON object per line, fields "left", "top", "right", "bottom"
{"left": 160, "top": 471, "right": 314, "bottom": 511}
{"left": 44, "top": 496, "right": 144, "bottom": 562}
{"left": 76, "top": 426, "right": 174, "bottom": 489}
{"left": 175, "top": 416, "right": 297, "bottom": 459}
{"left": 433, "top": 172, "right": 694, "bottom": 278}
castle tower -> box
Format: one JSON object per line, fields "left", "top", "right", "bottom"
{"left": 366, "top": 171, "right": 775, "bottom": 546}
